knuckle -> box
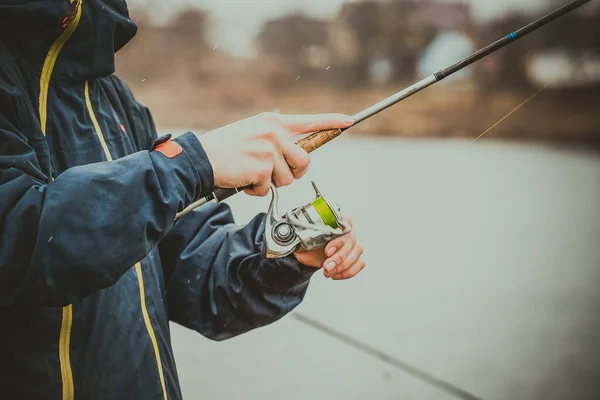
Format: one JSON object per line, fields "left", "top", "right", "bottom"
{"left": 295, "top": 154, "right": 310, "bottom": 171}
{"left": 291, "top": 168, "right": 303, "bottom": 179}
{"left": 331, "top": 244, "right": 344, "bottom": 255}
{"left": 273, "top": 176, "right": 288, "bottom": 188}
{"left": 259, "top": 146, "right": 276, "bottom": 161}
{"left": 344, "top": 256, "right": 357, "bottom": 269}
{"left": 300, "top": 153, "right": 311, "bottom": 167}
{"left": 249, "top": 143, "right": 274, "bottom": 160}
{"left": 261, "top": 130, "right": 280, "bottom": 143}
{"left": 257, "top": 185, "right": 270, "bottom": 196}
{"left": 331, "top": 237, "right": 344, "bottom": 247}
{"left": 257, "top": 167, "right": 271, "bottom": 181}
{"left": 333, "top": 254, "right": 345, "bottom": 265}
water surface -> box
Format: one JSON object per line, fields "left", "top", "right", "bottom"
{"left": 167, "top": 135, "right": 600, "bottom": 400}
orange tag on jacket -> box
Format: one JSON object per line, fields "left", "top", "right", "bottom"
{"left": 154, "top": 140, "right": 183, "bottom": 158}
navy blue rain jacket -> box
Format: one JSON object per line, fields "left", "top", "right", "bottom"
{"left": 0, "top": 1, "right": 318, "bottom": 398}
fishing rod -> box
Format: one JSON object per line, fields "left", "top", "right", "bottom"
{"left": 176, "top": 0, "right": 593, "bottom": 219}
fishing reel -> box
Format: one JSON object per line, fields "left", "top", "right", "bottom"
{"left": 265, "top": 181, "right": 352, "bottom": 259}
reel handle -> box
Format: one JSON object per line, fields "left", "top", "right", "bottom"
{"left": 209, "top": 128, "right": 344, "bottom": 203}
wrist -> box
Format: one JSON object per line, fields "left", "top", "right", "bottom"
{"left": 257, "top": 246, "right": 318, "bottom": 291}
{"left": 292, "top": 249, "right": 322, "bottom": 269}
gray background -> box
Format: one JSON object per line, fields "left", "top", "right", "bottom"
{"left": 167, "top": 134, "right": 600, "bottom": 400}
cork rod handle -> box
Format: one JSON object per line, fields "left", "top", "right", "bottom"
{"left": 297, "top": 128, "right": 344, "bottom": 153}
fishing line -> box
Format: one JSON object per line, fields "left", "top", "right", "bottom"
{"left": 288, "top": 46, "right": 598, "bottom": 396}
{"left": 471, "top": 46, "right": 600, "bottom": 144}
{"left": 291, "top": 312, "right": 487, "bottom": 400}
{"left": 175, "top": 0, "right": 593, "bottom": 217}
{"left": 284, "top": 6, "right": 598, "bottom": 399}
{"left": 470, "top": 82, "right": 553, "bottom": 144}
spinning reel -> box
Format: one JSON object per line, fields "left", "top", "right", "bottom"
{"left": 264, "top": 181, "right": 352, "bottom": 259}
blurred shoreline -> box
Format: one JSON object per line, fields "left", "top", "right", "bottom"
{"left": 121, "top": 75, "right": 600, "bottom": 147}
{"left": 116, "top": 2, "right": 600, "bottom": 147}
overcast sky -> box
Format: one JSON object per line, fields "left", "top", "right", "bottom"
{"left": 128, "top": 0, "right": 559, "bottom": 56}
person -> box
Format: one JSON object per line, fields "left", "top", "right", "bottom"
{"left": 0, "top": 0, "right": 365, "bottom": 399}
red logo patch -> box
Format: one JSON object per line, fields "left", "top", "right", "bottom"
{"left": 154, "top": 140, "right": 183, "bottom": 159}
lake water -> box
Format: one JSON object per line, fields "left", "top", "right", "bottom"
{"left": 165, "top": 134, "right": 600, "bottom": 400}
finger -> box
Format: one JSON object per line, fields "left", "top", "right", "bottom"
{"left": 244, "top": 180, "right": 271, "bottom": 197}
{"left": 278, "top": 114, "right": 355, "bottom": 134}
{"left": 332, "top": 260, "right": 366, "bottom": 281}
{"left": 271, "top": 152, "right": 294, "bottom": 188}
{"left": 324, "top": 232, "right": 356, "bottom": 260}
{"left": 323, "top": 234, "right": 357, "bottom": 276}
{"left": 282, "top": 141, "right": 310, "bottom": 179}
{"left": 257, "top": 124, "right": 292, "bottom": 188}
{"left": 332, "top": 243, "right": 364, "bottom": 276}
{"left": 243, "top": 162, "right": 272, "bottom": 197}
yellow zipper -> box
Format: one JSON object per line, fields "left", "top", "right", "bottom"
{"left": 84, "top": 81, "right": 168, "bottom": 400}
{"left": 84, "top": 81, "right": 112, "bottom": 161}
{"left": 39, "top": 0, "right": 82, "bottom": 136}
{"left": 37, "top": 1, "right": 82, "bottom": 399}
{"left": 59, "top": 305, "right": 74, "bottom": 400}
{"left": 135, "top": 263, "right": 168, "bottom": 400}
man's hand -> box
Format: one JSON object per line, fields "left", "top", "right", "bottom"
{"left": 197, "top": 112, "right": 354, "bottom": 196}
{"left": 293, "top": 218, "right": 365, "bottom": 280}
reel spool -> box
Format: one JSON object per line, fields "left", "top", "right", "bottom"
{"left": 265, "top": 181, "right": 351, "bottom": 259}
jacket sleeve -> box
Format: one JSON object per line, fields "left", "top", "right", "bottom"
{"left": 158, "top": 201, "right": 319, "bottom": 341}
{"left": 0, "top": 89, "right": 215, "bottom": 307}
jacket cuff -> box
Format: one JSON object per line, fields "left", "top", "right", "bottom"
{"left": 173, "top": 132, "right": 215, "bottom": 199}
{"left": 257, "top": 245, "right": 319, "bottom": 292}
{"left": 173, "top": 132, "right": 215, "bottom": 197}
{"left": 148, "top": 132, "right": 215, "bottom": 213}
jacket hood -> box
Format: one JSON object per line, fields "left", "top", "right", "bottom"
{"left": 0, "top": 0, "right": 138, "bottom": 82}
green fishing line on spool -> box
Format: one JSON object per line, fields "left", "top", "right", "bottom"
{"left": 312, "top": 196, "right": 338, "bottom": 229}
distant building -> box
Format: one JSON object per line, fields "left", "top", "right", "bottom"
{"left": 418, "top": 31, "right": 474, "bottom": 80}
{"left": 327, "top": 0, "right": 473, "bottom": 85}
{"left": 255, "top": 0, "right": 473, "bottom": 87}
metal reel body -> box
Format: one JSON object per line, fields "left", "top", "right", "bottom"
{"left": 265, "top": 182, "right": 351, "bottom": 259}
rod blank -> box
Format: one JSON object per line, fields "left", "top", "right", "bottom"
{"left": 175, "top": 0, "right": 592, "bottom": 218}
